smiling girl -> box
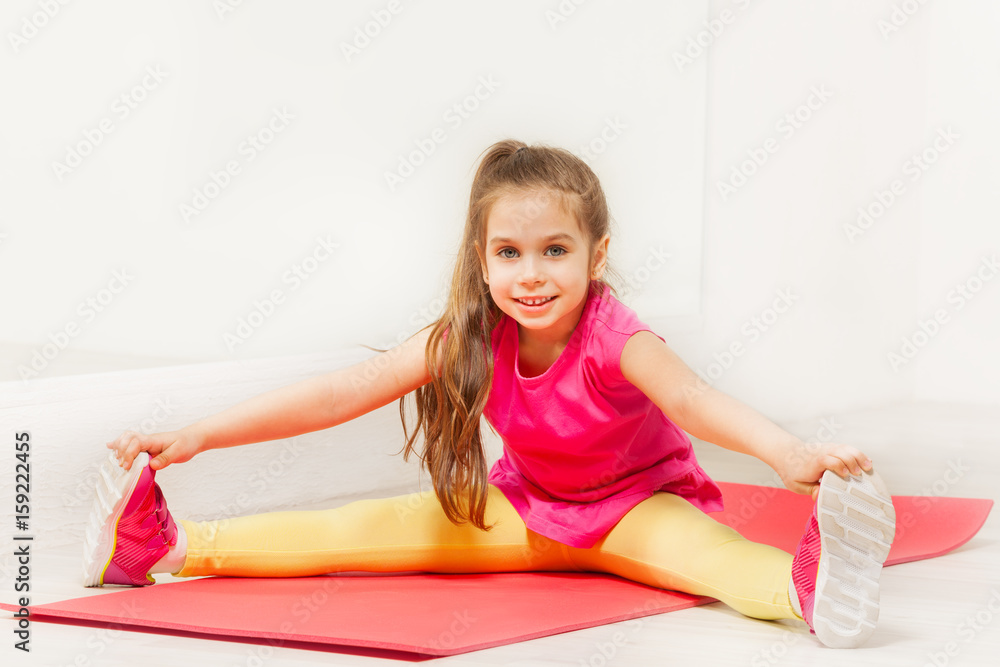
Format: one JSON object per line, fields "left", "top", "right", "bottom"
{"left": 87, "top": 140, "right": 896, "bottom": 649}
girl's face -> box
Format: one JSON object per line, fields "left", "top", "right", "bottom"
{"left": 477, "top": 190, "right": 608, "bottom": 345}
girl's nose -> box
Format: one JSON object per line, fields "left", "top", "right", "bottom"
{"left": 518, "top": 256, "right": 543, "bottom": 284}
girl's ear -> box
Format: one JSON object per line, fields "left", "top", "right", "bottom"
{"left": 591, "top": 233, "right": 610, "bottom": 279}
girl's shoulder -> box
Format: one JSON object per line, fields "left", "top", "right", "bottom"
{"left": 584, "top": 291, "right": 667, "bottom": 384}
{"left": 589, "top": 289, "right": 655, "bottom": 338}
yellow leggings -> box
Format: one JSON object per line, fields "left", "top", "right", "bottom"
{"left": 176, "top": 484, "right": 798, "bottom": 621}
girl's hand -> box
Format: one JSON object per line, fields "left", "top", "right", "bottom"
{"left": 105, "top": 428, "right": 203, "bottom": 471}
{"left": 775, "top": 441, "right": 874, "bottom": 500}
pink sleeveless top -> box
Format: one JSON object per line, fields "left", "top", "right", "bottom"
{"left": 484, "top": 285, "right": 724, "bottom": 548}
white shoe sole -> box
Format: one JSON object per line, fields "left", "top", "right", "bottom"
{"left": 82, "top": 451, "right": 150, "bottom": 587}
{"left": 812, "top": 467, "right": 896, "bottom": 648}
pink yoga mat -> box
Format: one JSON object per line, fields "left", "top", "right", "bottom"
{"left": 712, "top": 482, "right": 992, "bottom": 566}
{"left": 3, "top": 482, "right": 992, "bottom": 657}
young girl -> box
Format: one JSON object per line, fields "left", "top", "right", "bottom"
{"left": 85, "top": 140, "right": 896, "bottom": 650}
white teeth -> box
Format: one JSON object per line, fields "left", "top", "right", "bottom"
{"left": 519, "top": 297, "right": 553, "bottom": 306}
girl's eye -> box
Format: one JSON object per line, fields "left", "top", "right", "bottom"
{"left": 497, "top": 246, "right": 566, "bottom": 259}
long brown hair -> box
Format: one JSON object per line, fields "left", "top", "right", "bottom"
{"left": 399, "top": 139, "right": 622, "bottom": 531}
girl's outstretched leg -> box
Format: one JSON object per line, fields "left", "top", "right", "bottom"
{"left": 176, "top": 484, "right": 577, "bottom": 579}
{"left": 569, "top": 490, "right": 799, "bottom": 621}
{"left": 567, "top": 469, "right": 895, "bottom": 648}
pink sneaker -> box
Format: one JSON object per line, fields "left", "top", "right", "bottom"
{"left": 83, "top": 451, "right": 177, "bottom": 586}
{"left": 791, "top": 468, "right": 896, "bottom": 648}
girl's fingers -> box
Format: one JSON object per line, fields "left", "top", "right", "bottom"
{"left": 820, "top": 445, "right": 874, "bottom": 478}
{"left": 837, "top": 446, "right": 868, "bottom": 475}
{"left": 782, "top": 443, "right": 876, "bottom": 497}
{"left": 119, "top": 434, "right": 137, "bottom": 469}
{"left": 117, "top": 431, "right": 146, "bottom": 470}
{"left": 106, "top": 430, "right": 180, "bottom": 470}
{"left": 818, "top": 453, "right": 851, "bottom": 477}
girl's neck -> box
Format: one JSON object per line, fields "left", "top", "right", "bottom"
{"left": 515, "top": 292, "right": 590, "bottom": 374}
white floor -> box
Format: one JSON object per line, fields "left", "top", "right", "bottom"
{"left": 3, "top": 401, "right": 998, "bottom": 666}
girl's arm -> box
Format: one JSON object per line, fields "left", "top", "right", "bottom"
{"left": 109, "top": 325, "right": 437, "bottom": 470}
{"left": 620, "top": 331, "right": 872, "bottom": 498}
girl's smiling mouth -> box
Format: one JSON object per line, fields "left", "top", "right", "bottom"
{"left": 515, "top": 296, "right": 557, "bottom": 312}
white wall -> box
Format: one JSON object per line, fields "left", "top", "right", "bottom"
{"left": 657, "top": 0, "right": 1000, "bottom": 424}
{"left": 0, "top": 0, "right": 708, "bottom": 383}
{"left": 3, "top": 1, "right": 998, "bottom": 428}
{"left": 915, "top": 2, "right": 1000, "bottom": 404}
